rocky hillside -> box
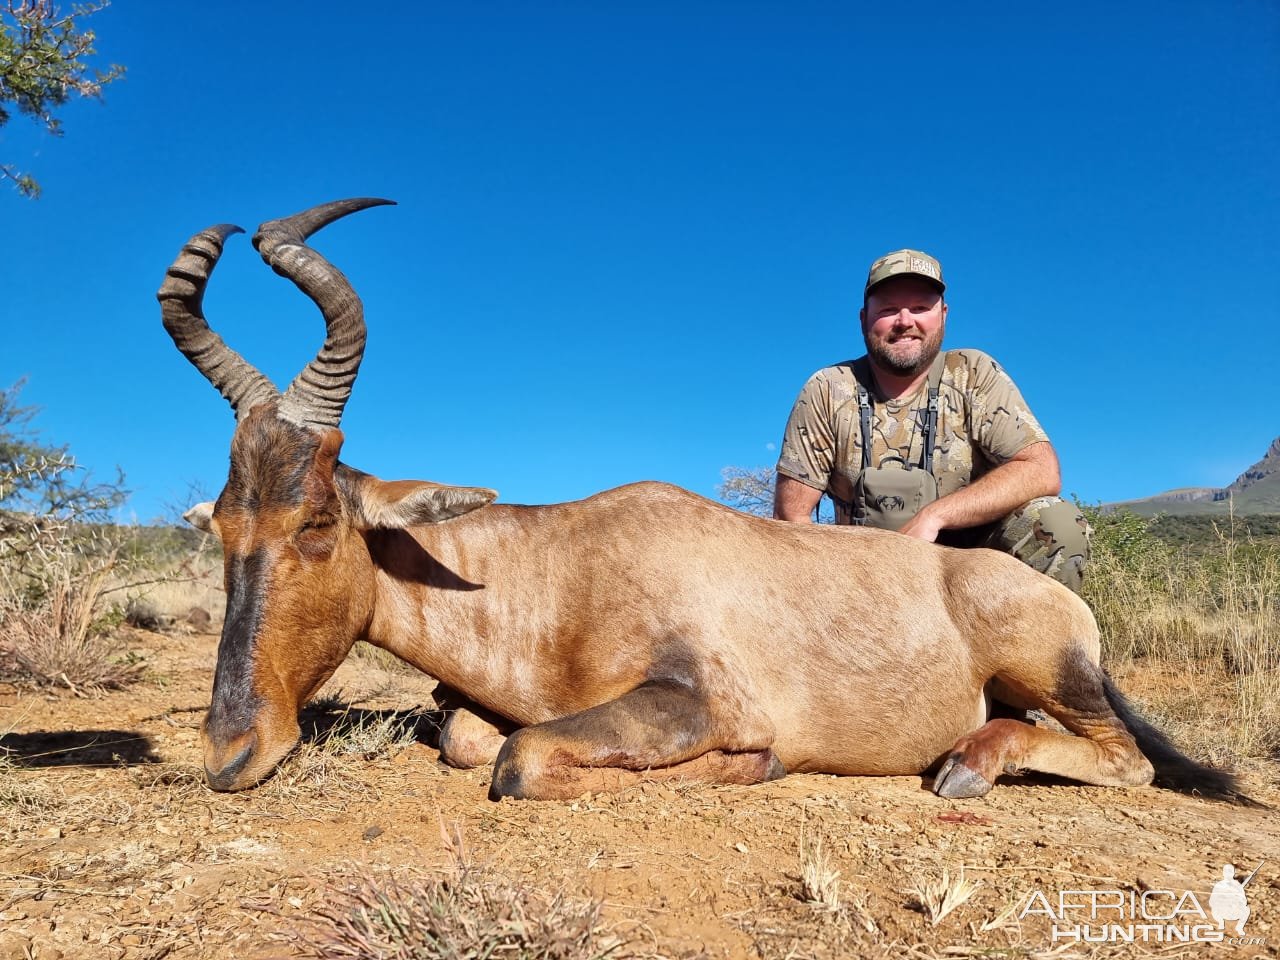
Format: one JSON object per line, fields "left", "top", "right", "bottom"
{"left": 1107, "top": 435, "right": 1280, "bottom": 515}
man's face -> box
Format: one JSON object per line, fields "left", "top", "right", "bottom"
{"left": 860, "top": 276, "right": 947, "bottom": 377}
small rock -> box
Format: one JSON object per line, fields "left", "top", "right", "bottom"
{"left": 40, "top": 826, "right": 62, "bottom": 839}
{"left": 362, "top": 826, "right": 384, "bottom": 841}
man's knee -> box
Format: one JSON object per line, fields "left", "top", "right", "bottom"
{"left": 986, "top": 496, "right": 1091, "bottom": 593}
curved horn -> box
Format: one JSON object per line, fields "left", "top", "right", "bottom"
{"left": 252, "top": 198, "right": 396, "bottom": 430}
{"left": 158, "top": 224, "right": 281, "bottom": 420}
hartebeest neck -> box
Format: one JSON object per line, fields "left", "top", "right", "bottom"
{"left": 359, "top": 506, "right": 595, "bottom": 725}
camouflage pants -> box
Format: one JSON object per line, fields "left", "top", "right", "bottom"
{"left": 939, "top": 496, "right": 1091, "bottom": 594}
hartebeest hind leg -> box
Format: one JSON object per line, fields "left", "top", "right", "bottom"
{"left": 933, "top": 652, "right": 1155, "bottom": 798}
{"left": 488, "top": 679, "right": 784, "bottom": 801}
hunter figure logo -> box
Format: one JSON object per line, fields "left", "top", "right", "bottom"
{"left": 1021, "top": 861, "right": 1266, "bottom": 946}
{"left": 1209, "top": 863, "right": 1253, "bottom": 935}
{"left": 876, "top": 494, "right": 906, "bottom": 511}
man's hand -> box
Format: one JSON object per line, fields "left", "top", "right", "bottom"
{"left": 898, "top": 441, "right": 1061, "bottom": 540}
{"left": 899, "top": 505, "right": 945, "bottom": 542}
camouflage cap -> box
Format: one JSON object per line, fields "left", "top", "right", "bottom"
{"left": 865, "top": 249, "right": 945, "bottom": 295}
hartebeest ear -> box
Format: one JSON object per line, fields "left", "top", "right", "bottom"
{"left": 183, "top": 502, "right": 216, "bottom": 533}
{"left": 351, "top": 477, "right": 498, "bottom": 529}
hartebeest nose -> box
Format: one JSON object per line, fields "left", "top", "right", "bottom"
{"left": 204, "top": 737, "right": 256, "bottom": 792}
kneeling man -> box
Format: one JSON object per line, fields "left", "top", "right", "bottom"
{"left": 774, "top": 249, "right": 1089, "bottom": 593}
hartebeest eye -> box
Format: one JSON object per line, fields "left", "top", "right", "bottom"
{"left": 293, "top": 514, "right": 339, "bottom": 559}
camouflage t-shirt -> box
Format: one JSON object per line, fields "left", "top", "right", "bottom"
{"left": 776, "top": 349, "right": 1050, "bottom": 524}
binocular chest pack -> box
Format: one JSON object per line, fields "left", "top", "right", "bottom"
{"left": 849, "top": 353, "right": 945, "bottom": 531}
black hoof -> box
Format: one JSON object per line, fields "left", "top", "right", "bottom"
{"left": 487, "top": 736, "right": 526, "bottom": 800}
{"left": 487, "top": 761, "right": 526, "bottom": 801}
{"left": 932, "top": 755, "right": 993, "bottom": 799}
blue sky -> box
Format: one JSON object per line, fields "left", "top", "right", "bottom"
{"left": 3, "top": 1, "right": 1278, "bottom": 523}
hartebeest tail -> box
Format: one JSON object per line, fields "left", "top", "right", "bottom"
{"left": 1100, "top": 674, "right": 1251, "bottom": 803}
{"left": 163, "top": 198, "right": 1248, "bottom": 806}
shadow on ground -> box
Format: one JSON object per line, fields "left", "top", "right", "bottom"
{"left": 0, "top": 729, "right": 162, "bottom": 767}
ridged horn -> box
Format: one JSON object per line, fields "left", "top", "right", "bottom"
{"left": 158, "top": 224, "right": 280, "bottom": 420}
{"left": 252, "top": 198, "right": 396, "bottom": 430}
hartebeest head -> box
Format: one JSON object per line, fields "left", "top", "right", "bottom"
{"left": 161, "top": 199, "right": 496, "bottom": 791}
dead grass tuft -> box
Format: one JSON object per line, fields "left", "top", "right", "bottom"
{"left": 0, "top": 750, "right": 58, "bottom": 816}
{"left": 261, "top": 740, "right": 369, "bottom": 808}
{"left": 322, "top": 711, "right": 419, "bottom": 760}
{"left": 798, "top": 820, "right": 841, "bottom": 911}
{"left": 249, "top": 699, "right": 431, "bottom": 809}
{"left": 294, "top": 821, "right": 629, "bottom": 960}
{"left": 349, "top": 640, "right": 420, "bottom": 675}
{"left": 907, "top": 866, "right": 980, "bottom": 926}
{"left": 781, "top": 815, "right": 880, "bottom": 949}
{"left": 303, "top": 696, "right": 426, "bottom": 761}
{"left": 0, "top": 558, "right": 146, "bottom": 692}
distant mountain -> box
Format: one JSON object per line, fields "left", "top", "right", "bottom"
{"left": 1105, "top": 436, "right": 1280, "bottom": 516}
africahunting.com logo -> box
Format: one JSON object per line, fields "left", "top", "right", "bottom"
{"left": 1021, "top": 861, "right": 1266, "bottom": 946}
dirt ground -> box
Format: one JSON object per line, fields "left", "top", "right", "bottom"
{"left": 1, "top": 627, "right": 1277, "bottom": 960}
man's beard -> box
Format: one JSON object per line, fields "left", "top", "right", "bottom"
{"left": 865, "top": 326, "right": 944, "bottom": 376}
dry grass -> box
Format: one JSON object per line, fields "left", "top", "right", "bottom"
{"left": 783, "top": 816, "right": 880, "bottom": 950}
{"left": 254, "top": 701, "right": 427, "bottom": 809}
{"left": 0, "top": 748, "right": 58, "bottom": 817}
{"left": 121, "top": 547, "right": 224, "bottom": 630}
{"left": 798, "top": 819, "right": 842, "bottom": 911}
{"left": 314, "top": 709, "right": 420, "bottom": 761}
{"left": 907, "top": 866, "right": 980, "bottom": 926}
{"left": 1084, "top": 509, "right": 1280, "bottom": 766}
{"left": 294, "top": 821, "right": 630, "bottom": 960}
{"left": 0, "top": 555, "right": 146, "bottom": 693}
{"left": 350, "top": 640, "right": 419, "bottom": 675}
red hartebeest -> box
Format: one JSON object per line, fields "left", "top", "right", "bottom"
{"left": 162, "top": 199, "right": 1240, "bottom": 803}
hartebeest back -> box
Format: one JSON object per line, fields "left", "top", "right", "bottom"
{"left": 162, "top": 199, "right": 1242, "bottom": 803}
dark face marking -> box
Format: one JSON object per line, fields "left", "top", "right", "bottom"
{"left": 206, "top": 548, "right": 269, "bottom": 738}
{"left": 205, "top": 408, "right": 350, "bottom": 743}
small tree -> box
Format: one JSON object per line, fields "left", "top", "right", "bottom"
{"left": 717, "top": 466, "right": 777, "bottom": 518}
{"left": 718, "top": 465, "right": 834, "bottom": 523}
{"left": 0, "top": 381, "right": 142, "bottom": 691}
{"left": 0, "top": 379, "right": 125, "bottom": 595}
{"left": 0, "top": 0, "right": 125, "bottom": 198}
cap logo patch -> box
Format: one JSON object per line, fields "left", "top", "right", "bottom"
{"left": 910, "top": 257, "right": 939, "bottom": 280}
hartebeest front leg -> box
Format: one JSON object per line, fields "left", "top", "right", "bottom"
{"left": 488, "top": 679, "right": 784, "bottom": 800}
{"left": 439, "top": 708, "right": 510, "bottom": 768}
{"left": 432, "top": 684, "right": 514, "bottom": 768}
